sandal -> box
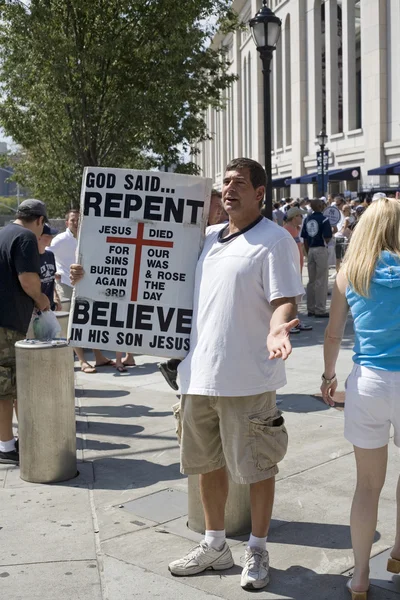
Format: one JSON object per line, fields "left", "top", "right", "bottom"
{"left": 95, "top": 359, "right": 116, "bottom": 368}
{"left": 122, "top": 358, "right": 136, "bottom": 367}
{"left": 81, "top": 363, "right": 97, "bottom": 374}
{"left": 116, "top": 365, "right": 127, "bottom": 373}
{"left": 387, "top": 556, "right": 400, "bottom": 574}
{"left": 346, "top": 579, "right": 369, "bottom": 600}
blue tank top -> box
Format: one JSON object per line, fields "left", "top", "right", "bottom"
{"left": 346, "top": 251, "right": 400, "bottom": 371}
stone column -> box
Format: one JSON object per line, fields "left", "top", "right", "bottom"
{"left": 387, "top": 0, "right": 400, "bottom": 142}
{"left": 251, "top": 0, "right": 265, "bottom": 164}
{"left": 282, "top": 17, "right": 289, "bottom": 150}
{"left": 233, "top": 29, "right": 243, "bottom": 157}
{"left": 289, "top": 0, "right": 307, "bottom": 197}
{"left": 273, "top": 38, "right": 283, "bottom": 150}
{"left": 342, "top": 0, "right": 356, "bottom": 132}
{"left": 307, "top": 0, "right": 322, "bottom": 152}
{"left": 361, "top": 0, "right": 388, "bottom": 172}
{"left": 221, "top": 92, "right": 227, "bottom": 173}
{"left": 210, "top": 108, "right": 216, "bottom": 183}
{"left": 325, "top": 0, "right": 339, "bottom": 135}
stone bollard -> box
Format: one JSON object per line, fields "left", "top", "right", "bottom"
{"left": 187, "top": 474, "right": 251, "bottom": 536}
{"left": 54, "top": 310, "right": 69, "bottom": 339}
{"left": 15, "top": 340, "right": 77, "bottom": 483}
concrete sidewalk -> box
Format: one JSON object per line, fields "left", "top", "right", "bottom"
{"left": 1, "top": 299, "right": 399, "bottom": 599}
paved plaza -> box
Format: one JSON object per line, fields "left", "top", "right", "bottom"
{"left": 1, "top": 290, "right": 399, "bottom": 600}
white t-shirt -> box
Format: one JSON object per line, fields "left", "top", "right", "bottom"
{"left": 331, "top": 203, "right": 346, "bottom": 238}
{"left": 178, "top": 217, "right": 304, "bottom": 396}
{"left": 49, "top": 228, "right": 77, "bottom": 286}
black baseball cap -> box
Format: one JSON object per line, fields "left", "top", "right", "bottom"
{"left": 42, "top": 223, "right": 58, "bottom": 236}
{"left": 17, "top": 198, "right": 48, "bottom": 222}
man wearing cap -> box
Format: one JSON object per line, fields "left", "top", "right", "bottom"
{"left": 0, "top": 199, "right": 50, "bottom": 464}
{"left": 301, "top": 199, "right": 333, "bottom": 319}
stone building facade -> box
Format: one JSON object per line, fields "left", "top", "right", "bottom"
{"left": 194, "top": 0, "right": 400, "bottom": 198}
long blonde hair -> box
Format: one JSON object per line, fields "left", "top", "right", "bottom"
{"left": 342, "top": 198, "right": 400, "bottom": 297}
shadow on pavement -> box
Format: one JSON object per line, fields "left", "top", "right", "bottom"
{"left": 83, "top": 439, "right": 131, "bottom": 452}
{"left": 174, "top": 566, "right": 357, "bottom": 599}
{"left": 266, "top": 566, "right": 353, "bottom": 600}
{"left": 277, "top": 394, "right": 331, "bottom": 413}
{"left": 92, "top": 457, "right": 185, "bottom": 490}
{"left": 81, "top": 404, "right": 171, "bottom": 419}
{"left": 75, "top": 388, "right": 131, "bottom": 398}
{"left": 269, "top": 520, "right": 380, "bottom": 550}
{"left": 87, "top": 421, "right": 145, "bottom": 437}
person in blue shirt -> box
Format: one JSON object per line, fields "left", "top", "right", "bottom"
{"left": 38, "top": 223, "right": 62, "bottom": 311}
{"left": 321, "top": 197, "right": 400, "bottom": 600}
{"left": 301, "top": 199, "right": 332, "bottom": 318}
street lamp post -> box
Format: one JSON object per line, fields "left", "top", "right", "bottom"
{"left": 317, "top": 129, "right": 328, "bottom": 198}
{"left": 250, "top": 1, "right": 282, "bottom": 221}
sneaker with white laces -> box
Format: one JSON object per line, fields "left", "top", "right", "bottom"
{"left": 168, "top": 541, "right": 234, "bottom": 576}
{"left": 240, "top": 546, "right": 270, "bottom": 589}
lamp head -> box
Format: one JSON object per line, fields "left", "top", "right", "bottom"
{"left": 249, "top": 1, "right": 282, "bottom": 50}
{"left": 317, "top": 129, "right": 328, "bottom": 147}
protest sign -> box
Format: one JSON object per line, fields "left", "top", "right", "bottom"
{"left": 68, "top": 167, "right": 212, "bottom": 358}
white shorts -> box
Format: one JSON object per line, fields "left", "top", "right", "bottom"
{"left": 344, "top": 364, "right": 400, "bottom": 449}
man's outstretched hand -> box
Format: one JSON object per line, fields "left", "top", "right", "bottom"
{"left": 267, "top": 319, "right": 299, "bottom": 360}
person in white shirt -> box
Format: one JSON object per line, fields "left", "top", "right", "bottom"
{"left": 168, "top": 158, "right": 304, "bottom": 590}
{"left": 51, "top": 209, "right": 80, "bottom": 302}
{"left": 51, "top": 209, "right": 116, "bottom": 373}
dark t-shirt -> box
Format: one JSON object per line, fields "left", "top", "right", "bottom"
{"left": 0, "top": 223, "right": 40, "bottom": 334}
{"left": 301, "top": 212, "right": 332, "bottom": 248}
{"left": 40, "top": 250, "right": 56, "bottom": 311}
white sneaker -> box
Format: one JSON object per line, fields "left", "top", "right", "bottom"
{"left": 240, "top": 546, "right": 270, "bottom": 589}
{"left": 168, "top": 541, "right": 234, "bottom": 576}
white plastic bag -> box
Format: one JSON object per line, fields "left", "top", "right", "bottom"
{"left": 32, "top": 310, "right": 62, "bottom": 340}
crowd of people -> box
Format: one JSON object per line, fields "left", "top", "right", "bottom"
{"left": 0, "top": 161, "right": 399, "bottom": 599}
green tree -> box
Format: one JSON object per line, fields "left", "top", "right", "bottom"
{"left": 0, "top": 0, "right": 237, "bottom": 215}
{"left": 0, "top": 195, "right": 18, "bottom": 214}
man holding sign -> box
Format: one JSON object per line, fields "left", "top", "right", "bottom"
{"left": 168, "top": 158, "right": 304, "bottom": 590}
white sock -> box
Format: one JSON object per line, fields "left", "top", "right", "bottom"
{"left": 0, "top": 438, "right": 16, "bottom": 453}
{"left": 204, "top": 529, "right": 226, "bottom": 550}
{"left": 248, "top": 534, "right": 267, "bottom": 550}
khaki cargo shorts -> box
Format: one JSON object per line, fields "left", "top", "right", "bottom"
{"left": 0, "top": 327, "right": 25, "bottom": 399}
{"left": 173, "top": 392, "right": 288, "bottom": 485}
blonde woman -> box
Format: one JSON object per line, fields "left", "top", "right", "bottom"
{"left": 320, "top": 198, "right": 400, "bottom": 600}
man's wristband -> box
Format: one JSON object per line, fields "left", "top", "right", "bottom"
{"left": 321, "top": 373, "right": 337, "bottom": 385}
